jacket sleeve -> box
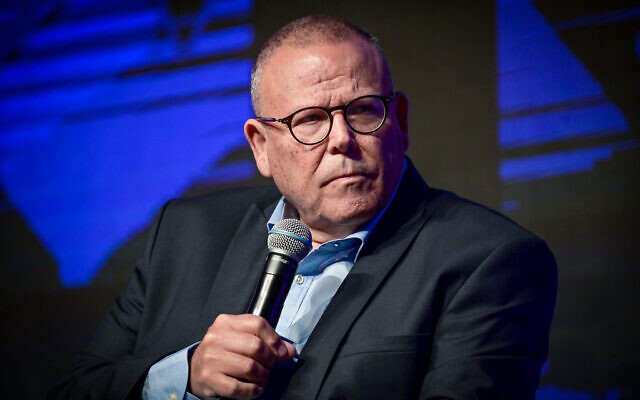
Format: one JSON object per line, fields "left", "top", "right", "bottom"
{"left": 420, "top": 235, "right": 557, "bottom": 400}
{"left": 48, "top": 201, "right": 173, "bottom": 400}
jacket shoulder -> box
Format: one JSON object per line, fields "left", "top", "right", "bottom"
{"left": 143, "top": 185, "right": 280, "bottom": 256}
{"left": 426, "top": 188, "right": 537, "bottom": 241}
{"left": 417, "top": 188, "right": 553, "bottom": 271}
{"left": 164, "top": 185, "right": 281, "bottom": 223}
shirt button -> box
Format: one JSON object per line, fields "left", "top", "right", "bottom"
{"left": 295, "top": 274, "right": 304, "bottom": 284}
{"left": 333, "top": 243, "right": 340, "bottom": 247}
{"left": 169, "top": 393, "right": 178, "bottom": 400}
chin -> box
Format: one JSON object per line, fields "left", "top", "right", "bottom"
{"left": 328, "top": 196, "right": 382, "bottom": 226}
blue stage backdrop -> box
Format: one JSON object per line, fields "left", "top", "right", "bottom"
{"left": 1, "top": 0, "right": 256, "bottom": 287}
{"left": 0, "top": 0, "right": 638, "bottom": 398}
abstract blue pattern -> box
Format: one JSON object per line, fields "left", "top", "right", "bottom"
{"left": 497, "top": 0, "right": 632, "bottom": 184}
{"left": 0, "top": 0, "right": 256, "bottom": 286}
{"left": 499, "top": 140, "right": 638, "bottom": 183}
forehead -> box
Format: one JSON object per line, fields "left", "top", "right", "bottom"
{"left": 259, "top": 39, "right": 388, "bottom": 115}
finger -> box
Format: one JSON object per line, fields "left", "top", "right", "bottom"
{"left": 221, "top": 331, "right": 277, "bottom": 369}
{"left": 222, "top": 314, "right": 290, "bottom": 359}
{"left": 217, "top": 350, "right": 270, "bottom": 385}
{"left": 281, "top": 340, "right": 297, "bottom": 359}
{"left": 211, "top": 372, "right": 265, "bottom": 400}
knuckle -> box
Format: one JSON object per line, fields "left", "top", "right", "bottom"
{"left": 247, "top": 337, "right": 265, "bottom": 354}
{"left": 227, "top": 379, "right": 241, "bottom": 395}
{"left": 255, "top": 321, "right": 275, "bottom": 341}
{"left": 201, "top": 386, "right": 217, "bottom": 398}
{"left": 251, "top": 316, "right": 268, "bottom": 330}
{"left": 215, "top": 313, "right": 231, "bottom": 325}
{"left": 203, "top": 329, "right": 222, "bottom": 345}
{"left": 264, "top": 334, "right": 279, "bottom": 348}
{"left": 209, "top": 328, "right": 223, "bottom": 341}
{"left": 242, "top": 358, "right": 259, "bottom": 376}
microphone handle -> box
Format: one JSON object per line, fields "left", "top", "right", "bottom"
{"left": 248, "top": 252, "right": 298, "bottom": 326}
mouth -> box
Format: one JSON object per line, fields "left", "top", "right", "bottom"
{"left": 322, "top": 171, "right": 375, "bottom": 186}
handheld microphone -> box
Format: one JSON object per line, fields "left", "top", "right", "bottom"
{"left": 248, "top": 218, "right": 312, "bottom": 326}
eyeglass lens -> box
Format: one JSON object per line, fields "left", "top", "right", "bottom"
{"left": 290, "top": 96, "right": 387, "bottom": 144}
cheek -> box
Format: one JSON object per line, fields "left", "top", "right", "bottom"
{"left": 363, "top": 135, "right": 398, "bottom": 168}
{"left": 363, "top": 133, "right": 406, "bottom": 191}
{"left": 268, "top": 144, "right": 318, "bottom": 194}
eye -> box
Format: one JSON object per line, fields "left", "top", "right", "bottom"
{"left": 348, "top": 97, "right": 385, "bottom": 117}
{"left": 291, "top": 108, "right": 328, "bottom": 127}
{"left": 350, "top": 104, "right": 377, "bottom": 114}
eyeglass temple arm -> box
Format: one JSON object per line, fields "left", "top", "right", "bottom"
{"left": 255, "top": 117, "right": 289, "bottom": 124}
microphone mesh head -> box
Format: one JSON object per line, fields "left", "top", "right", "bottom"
{"left": 268, "top": 218, "right": 312, "bottom": 261}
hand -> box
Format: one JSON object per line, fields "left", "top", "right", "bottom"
{"left": 188, "top": 313, "right": 297, "bottom": 399}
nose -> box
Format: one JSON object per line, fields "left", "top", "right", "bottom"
{"left": 327, "top": 112, "right": 357, "bottom": 154}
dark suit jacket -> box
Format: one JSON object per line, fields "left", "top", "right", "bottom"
{"left": 50, "top": 160, "right": 557, "bottom": 399}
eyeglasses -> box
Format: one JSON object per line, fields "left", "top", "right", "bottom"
{"left": 255, "top": 93, "right": 396, "bottom": 145}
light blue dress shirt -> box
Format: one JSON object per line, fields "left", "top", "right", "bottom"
{"left": 269, "top": 200, "right": 373, "bottom": 355}
{"left": 142, "top": 161, "right": 406, "bottom": 399}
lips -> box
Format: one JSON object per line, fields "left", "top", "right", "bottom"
{"left": 322, "top": 170, "right": 375, "bottom": 186}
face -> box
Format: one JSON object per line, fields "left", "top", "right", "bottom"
{"left": 245, "top": 38, "right": 409, "bottom": 241}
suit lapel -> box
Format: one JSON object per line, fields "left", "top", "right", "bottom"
{"left": 198, "top": 201, "right": 275, "bottom": 332}
{"left": 283, "top": 160, "right": 433, "bottom": 399}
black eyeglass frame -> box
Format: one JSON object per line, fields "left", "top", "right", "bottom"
{"left": 255, "top": 93, "right": 396, "bottom": 145}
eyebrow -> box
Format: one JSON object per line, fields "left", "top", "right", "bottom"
{"left": 280, "top": 92, "right": 375, "bottom": 116}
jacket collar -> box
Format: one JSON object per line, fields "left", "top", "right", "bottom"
{"left": 199, "top": 192, "right": 279, "bottom": 331}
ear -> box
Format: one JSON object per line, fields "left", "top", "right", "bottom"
{"left": 393, "top": 91, "right": 410, "bottom": 152}
{"left": 244, "top": 119, "right": 272, "bottom": 178}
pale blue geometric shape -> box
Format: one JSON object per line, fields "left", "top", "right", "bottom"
{"left": 0, "top": 59, "right": 253, "bottom": 125}
{"left": 22, "top": 9, "right": 163, "bottom": 54}
{"left": 0, "top": 24, "right": 254, "bottom": 90}
{"left": 499, "top": 140, "right": 638, "bottom": 183}
{"left": 553, "top": 7, "right": 640, "bottom": 30}
{"left": 497, "top": 0, "right": 605, "bottom": 113}
{"left": 499, "top": 103, "right": 628, "bottom": 150}
{"left": 204, "top": 0, "right": 253, "bottom": 18}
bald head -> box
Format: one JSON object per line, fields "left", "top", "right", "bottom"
{"left": 250, "top": 15, "right": 393, "bottom": 114}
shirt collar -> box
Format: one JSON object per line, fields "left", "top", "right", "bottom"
{"left": 266, "top": 158, "right": 407, "bottom": 248}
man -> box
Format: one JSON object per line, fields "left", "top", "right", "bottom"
{"left": 50, "top": 15, "right": 556, "bottom": 399}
